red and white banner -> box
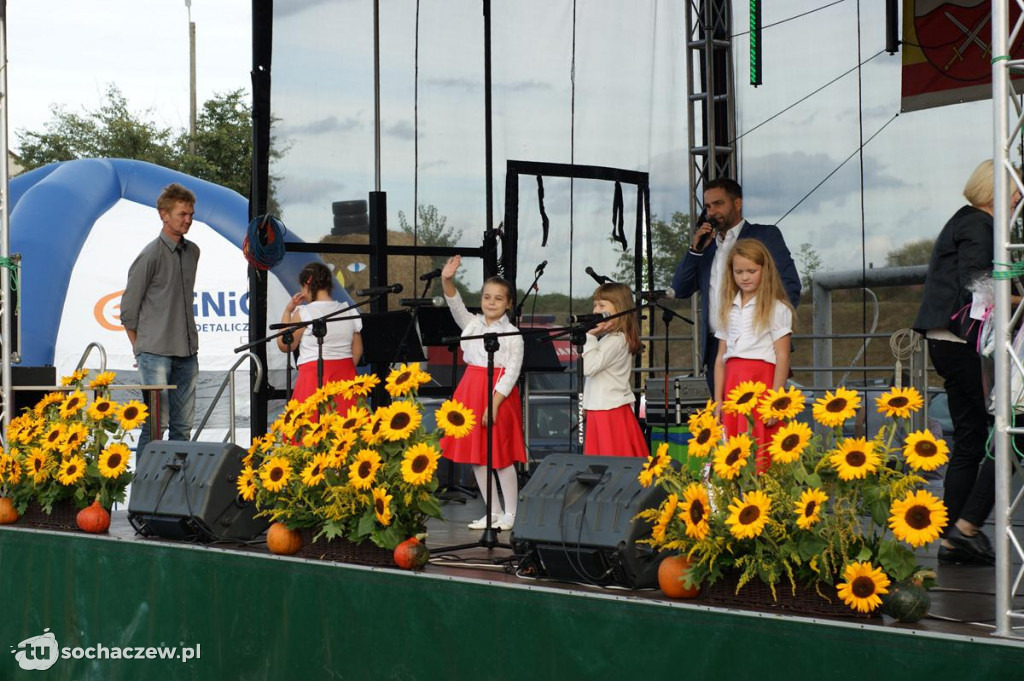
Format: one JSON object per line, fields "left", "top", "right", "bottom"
{"left": 902, "top": 0, "right": 1024, "bottom": 112}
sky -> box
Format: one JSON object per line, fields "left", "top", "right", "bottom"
{"left": 5, "top": 1, "right": 1005, "bottom": 299}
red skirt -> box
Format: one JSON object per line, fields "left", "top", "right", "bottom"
{"left": 722, "top": 357, "right": 779, "bottom": 474}
{"left": 293, "top": 358, "right": 357, "bottom": 414}
{"left": 440, "top": 365, "right": 526, "bottom": 468}
{"left": 584, "top": 404, "right": 649, "bottom": 457}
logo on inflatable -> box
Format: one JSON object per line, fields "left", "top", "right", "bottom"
{"left": 94, "top": 290, "right": 250, "bottom": 332}
{"left": 94, "top": 290, "right": 125, "bottom": 332}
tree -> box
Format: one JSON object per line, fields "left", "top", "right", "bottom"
{"left": 397, "top": 204, "right": 467, "bottom": 294}
{"left": 795, "top": 242, "right": 824, "bottom": 286}
{"left": 885, "top": 239, "right": 934, "bottom": 267}
{"left": 612, "top": 211, "right": 691, "bottom": 289}
{"left": 15, "top": 84, "right": 283, "bottom": 214}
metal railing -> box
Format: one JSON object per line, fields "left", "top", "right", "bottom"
{"left": 74, "top": 342, "right": 108, "bottom": 373}
{"left": 193, "top": 352, "right": 264, "bottom": 444}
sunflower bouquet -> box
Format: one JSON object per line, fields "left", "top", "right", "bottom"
{"left": 2, "top": 369, "right": 147, "bottom": 513}
{"left": 242, "top": 363, "right": 476, "bottom": 550}
{"left": 638, "top": 383, "right": 948, "bottom": 614}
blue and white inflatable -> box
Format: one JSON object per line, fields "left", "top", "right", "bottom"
{"left": 10, "top": 158, "right": 314, "bottom": 375}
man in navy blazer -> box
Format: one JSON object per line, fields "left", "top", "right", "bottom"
{"left": 671, "top": 178, "right": 801, "bottom": 392}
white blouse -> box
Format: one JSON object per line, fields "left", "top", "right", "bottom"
{"left": 715, "top": 294, "right": 792, "bottom": 364}
{"left": 582, "top": 332, "right": 635, "bottom": 410}
{"left": 297, "top": 301, "right": 363, "bottom": 366}
{"left": 445, "top": 291, "right": 524, "bottom": 397}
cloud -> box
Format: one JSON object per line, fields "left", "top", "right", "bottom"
{"left": 385, "top": 120, "right": 416, "bottom": 140}
{"left": 275, "top": 0, "right": 353, "bottom": 19}
{"left": 424, "top": 78, "right": 555, "bottom": 94}
{"left": 742, "top": 151, "right": 909, "bottom": 219}
{"left": 277, "top": 176, "right": 346, "bottom": 205}
{"left": 276, "top": 115, "right": 362, "bottom": 137}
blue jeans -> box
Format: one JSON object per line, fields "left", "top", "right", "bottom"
{"left": 136, "top": 353, "right": 199, "bottom": 456}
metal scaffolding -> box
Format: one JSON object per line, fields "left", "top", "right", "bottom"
{"left": 992, "top": 0, "right": 1024, "bottom": 640}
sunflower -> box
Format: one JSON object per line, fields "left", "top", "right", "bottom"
{"left": 829, "top": 437, "right": 880, "bottom": 481}
{"left": 248, "top": 433, "right": 275, "bottom": 456}
{"left": 58, "top": 390, "right": 87, "bottom": 419}
{"left": 372, "top": 486, "right": 394, "bottom": 525}
{"left": 794, "top": 488, "right": 829, "bottom": 530}
{"left": 301, "top": 418, "right": 332, "bottom": 448}
{"left": 272, "top": 399, "right": 303, "bottom": 436}
{"left": 902, "top": 430, "right": 950, "bottom": 472}
{"left": 888, "top": 490, "right": 948, "bottom": 547}
{"left": 401, "top": 443, "right": 441, "bottom": 486}
{"left": 757, "top": 385, "right": 806, "bottom": 423}
{"left": 301, "top": 454, "right": 331, "bottom": 487}
{"left": 98, "top": 443, "right": 131, "bottom": 478}
{"left": 259, "top": 456, "right": 292, "bottom": 493}
{"left": 680, "top": 483, "right": 711, "bottom": 540}
{"left": 836, "top": 561, "right": 890, "bottom": 613}
{"left": 2, "top": 452, "right": 22, "bottom": 484}
{"left": 874, "top": 386, "right": 923, "bottom": 419}
{"left": 118, "top": 400, "right": 149, "bottom": 430}
{"left": 338, "top": 405, "right": 371, "bottom": 432}
{"left": 712, "top": 434, "right": 753, "bottom": 480}
{"left": 767, "top": 421, "right": 813, "bottom": 464}
{"left": 385, "top": 362, "right": 431, "bottom": 397}
{"left": 321, "top": 380, "right": 347, "bottom": 398}
{"left": 348, "top": 449, "right": 382, "bottom": 490}
{"left": 812, "top": 387, "right": 861, "bottom": 428}
{"left": 380, "top": 401, "right": 422, "bottom": 441}
{"left": 687, "top": 403, "right": 715, "bottom": 431}
{"left": 326, "top": 429, "right": 358, "bottom": 466}
{"left": 33, "top": 392, "right": 65, "bottom": 416}
{"left": 434, "top": 399, "right": 476, "bottom": 439}
{"left": 345, "top": 373, "right": 381, "bottom": 399}
{"left": 722, "top": 381, "right": 766, "bottom": 416}
{"left": 25, "top": 448, "right": 50, "bottom": 483}
{"left": 61, "top": 423, "right": 90, "bottom": 453}
{"left": 87, "top": 398, "right": 117, "bottom": 421}
{"left": 686, "top": 415, "right": 722, "bottom": 458}
{"left": 58, "top": 455, "right": 87, "bottom": 486}
{"left": 237, "top": 466, "right": 257, "bottom": 501}
{"left": 60, "top": 368, "right": 89, "bottom": 386}
{"left": 17, "top": 419, "right": 45, "bottom": 445}
{"left": 40, "top": 423, "right": 67, "bottom": 452}
{"left": 361, "top": 412, "right": 386, "bottom": 445}
{"left": 88, "top": 371, "right": 117, "bottom": 390}
{"left": 638, "top": 443, "right": 671, "bottom": 487}
{"left": 651, "top": 493, "right": 680, "bottom": 544}
{"left": 725, "top": 490, "right": 772, "bottom": 539}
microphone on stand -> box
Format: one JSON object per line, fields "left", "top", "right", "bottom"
{"left": 535, "top": 260, "right": 548, "bottom": 275}
{"left": 400, "top": 297, "right": 446, "bottom": 307}
{"left": 355, "top": 283, "right": 403, "bottom": 296}
{"left": 566, "top": 311, "right": 611, "bottom": 325}
{"left": 419, "top": 268, "right": 443, "bottom": 282}
{"left": 639, "top": 288, "right": 676, "bottom": 302}
{"left": 585, "top": 266, "right": 612, "bottom": 285}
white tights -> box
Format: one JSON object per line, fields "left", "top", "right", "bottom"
{"left": 471, "top": 464, "right": 519, "bottom": 517}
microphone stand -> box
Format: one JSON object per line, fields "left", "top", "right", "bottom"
{"left": 391, "top": 276, "right": 437, "bottom": 367}
{"left": 648, "top": 300, "right": 694, "bottom": 450}
{"left": 432, "top": 327, "right": 535, "bottom": 553}
{"left": 514, "top": 266, "right": 545, "bottom": 325}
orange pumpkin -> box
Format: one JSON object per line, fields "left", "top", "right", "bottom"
{"left": 76, "top": 500, "right": 111, "bottom": 534}
{"left": 393, "top": 537, "right": 429, "bottom": 570}
{"left": 0, "top": 497, "right": 19, "bottom": 525}
{"left": 658, "top": 554, "right": 700, "bottom": 598}
{"left": 266, "top": 522, "right": 303, "bottom": 555}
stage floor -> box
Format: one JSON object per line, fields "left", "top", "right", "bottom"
{"left": 102, "top": 489, "right": 1024, "bottom": 642}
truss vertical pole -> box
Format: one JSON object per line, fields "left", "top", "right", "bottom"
{"left": 0, "top": 1, "right": 11, "bottom": 433}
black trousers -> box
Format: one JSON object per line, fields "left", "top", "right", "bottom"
{"left": 927, "top": 338, "right": 996, "bottom": 528}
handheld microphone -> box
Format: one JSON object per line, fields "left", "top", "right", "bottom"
{"left": 692, "top": 209, "right": 717, "bottom": 254}
{"left": 639, "top": 288, "right": 675, "bottom": 301}
{"left": 400, "top": 297, "right": 445, "bottom": 307}
{"left": 585, "top": 266, "right": 611, "bottom": 285}
{"left": 355, "top": 283, "right": 403, "bottom": 296}
{"left": 566, "top": 311, "right": 610, "bottom": 325}
{"left": 535, "top": 260, "right": 548, "bottom": 275}
{"left": 419, "top": 268, "right": 443, "bottom": 281}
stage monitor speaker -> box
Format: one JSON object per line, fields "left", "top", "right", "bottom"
{"left": 512, "top": 453, "right": 668, "bottom": 589}
{"left": 128, "top": 441, "right": 268, "bottom": 543}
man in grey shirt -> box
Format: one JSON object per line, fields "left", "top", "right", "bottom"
{"left": 120, "top": 183, "right": 201, "bottom": 456}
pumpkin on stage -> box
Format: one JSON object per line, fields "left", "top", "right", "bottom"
{"left": 76, "top": 499, "right": 111, "bottom": 534}
{"left": 393, "top": 536, "right": 429, "bottom": 570}
{"left": 880, "top": 578, "right": 931, "bottom": 623}
{"left": 0, "top": 498, "right": 18, "bottom": 524}
{"left": 658, "top": 554, "right": 700, "bottom": 598}
{"left": 266, "top": 522, "right": 303, "bottom": 555}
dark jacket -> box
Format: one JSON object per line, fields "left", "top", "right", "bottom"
{"left": 913, "top": 205, "right": 992, "bottom": 340}
{"left": 671, "top": 221, "right": 801, "bottom": 367}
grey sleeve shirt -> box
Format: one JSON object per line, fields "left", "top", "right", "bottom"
{"left": 120, "top": 233, "right": 200, "bottom": 357}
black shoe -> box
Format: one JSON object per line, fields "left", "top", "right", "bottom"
{"left": 938, "top": 545, "right": 994, "bottom": 566}
{"left": 944, "top": 526, "right": 996, "bottom": 563}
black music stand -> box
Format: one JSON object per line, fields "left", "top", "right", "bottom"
{"left": 519, "top": 330, "right": 565, "bottom": 464}
{"left": 359, "top": 310, "right": 427, "bottom": 364}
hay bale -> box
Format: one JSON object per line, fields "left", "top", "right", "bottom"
{"left": 318, "top": 232, "right": 442, "bottom": 304}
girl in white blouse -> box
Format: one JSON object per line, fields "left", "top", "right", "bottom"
{"left": 713, "top": 239, "right": 795, "bottom": 472}
{"left": 439, "top": 255, "right": 526, "bottom": 531}
{"left": 583, "top": 282, "right": 649, "bottom": 457}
